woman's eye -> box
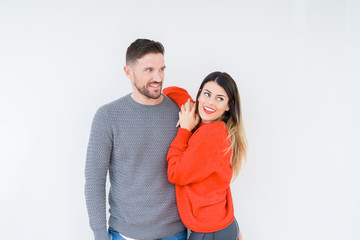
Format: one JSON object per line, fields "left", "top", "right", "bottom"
{"left": 204, "top": 92, "right": 210, "bottom": 97}
{"left": 217, "top": 97, "right": 224, "bottom": 101}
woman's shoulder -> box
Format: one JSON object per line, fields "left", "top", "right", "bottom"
{"left": 196, "top": 121, "right": 228, "bottom": 138}
{"left": 190, "top": 121, "right": 230, "bottom": 151}
{"left": 200, "top": 121, "right": 227, "bottom": 130}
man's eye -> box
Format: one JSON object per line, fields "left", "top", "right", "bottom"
{"left": 160, "top": 68, "right": 165, "bottom": 72}
{"left": 146, "top": 69, "right": 152, "bottom": 72}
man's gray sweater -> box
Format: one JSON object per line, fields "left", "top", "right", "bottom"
{"left": 85, "top": 94, "right": 185, "bottom": 240}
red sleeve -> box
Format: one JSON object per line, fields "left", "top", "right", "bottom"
{"left": 163, "top": 86, "right": 195, "bottom": 109}
{"left": 166, "top": 122, "right": 230, "bottom": 186}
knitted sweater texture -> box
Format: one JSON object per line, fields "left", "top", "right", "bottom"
{"left": 85, "top": 94, "right": 185, "bottom": 240}
{"left": 164, "top": 87, "right": 235, "bottom": 233}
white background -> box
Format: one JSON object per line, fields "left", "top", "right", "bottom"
{"left": 1, "top": 0, "right": 359, "bottom": 239}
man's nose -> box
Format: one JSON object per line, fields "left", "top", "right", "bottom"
{"left": 152, "top": 71, "right": 162, "bottom": 81}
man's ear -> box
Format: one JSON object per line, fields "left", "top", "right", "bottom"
{"left": 124, "top": 65, "right": 132, "bottom": 79}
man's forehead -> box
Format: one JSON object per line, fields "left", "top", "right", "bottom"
{"left": 138, "top": 53, "right": 164, "bottom": 61}
{"left": 133, "top": 53, "right": 165, "bottom": 68}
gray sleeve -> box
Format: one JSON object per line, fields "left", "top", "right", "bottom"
{"left": 85, "top": 106, "right": 112, "bottom": 240}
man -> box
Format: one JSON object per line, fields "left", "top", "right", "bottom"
{"left": 85, "top": 39, "right": 186, "bottom": 240}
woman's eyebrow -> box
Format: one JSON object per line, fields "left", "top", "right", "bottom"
{"left": 204, "top": 89, "right": 226, "bottom": 97}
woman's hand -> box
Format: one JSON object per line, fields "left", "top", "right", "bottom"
{"left": 178, "top": 98, "right": 200, "bottom": 132}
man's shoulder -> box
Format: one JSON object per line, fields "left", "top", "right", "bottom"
{"left": 162, "top": 94, "right": 180, "bottom": 109}
{"left": 104, "top": 94, "right": 131, "bottom": 108}
{"left": 92, "top": 94, "right": 131, "bottom": 121}
{"left": 96, "top": 94, "right": 131, "bottom": 112}
{"left": 96, "top": 94, "right": 178, "bottom": 117}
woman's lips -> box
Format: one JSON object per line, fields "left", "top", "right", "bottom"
{"left": 203, "top": 106, "right": 215, "bottom": 114}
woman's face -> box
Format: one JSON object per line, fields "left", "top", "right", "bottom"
{"left": 197, "top": 81, "right": 230, "bottom": 123}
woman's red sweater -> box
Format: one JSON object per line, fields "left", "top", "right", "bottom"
{"left": 163, "top": 86, "right": 235, "bottom": 233}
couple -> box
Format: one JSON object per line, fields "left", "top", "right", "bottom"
{"left": 85, "top": 39, "right": 247, "bottom": 240}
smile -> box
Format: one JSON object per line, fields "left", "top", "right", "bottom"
{"left": 203, "top": 106, "right": 215, "bottom": 114}
{"left": 148, "top": 82, "right": 162, "bottom": 88}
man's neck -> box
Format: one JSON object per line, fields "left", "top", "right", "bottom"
{"left": 130, "top": 92, "right": 164, "bottom": 105}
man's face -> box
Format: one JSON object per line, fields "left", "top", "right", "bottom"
{"left": 126, "top": 53, "right": 165, "bottom": 102}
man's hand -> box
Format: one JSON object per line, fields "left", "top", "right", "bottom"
{"left": 178, "top": 98, "right": 200, "bottom": 132}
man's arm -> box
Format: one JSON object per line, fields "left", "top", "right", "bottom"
{"left": 85, "top": 106, "right": 113, "bottom": 240}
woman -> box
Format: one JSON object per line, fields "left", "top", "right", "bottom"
{"left": 163, "top": 71, "right": 247, "bottom": 240}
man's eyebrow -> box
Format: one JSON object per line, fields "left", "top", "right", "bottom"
{"left": 143, "top": 66, "right": 166, "bottom": 69}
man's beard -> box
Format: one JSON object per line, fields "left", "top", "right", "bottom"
{"left": 135, "top": 81, "right": 162, "bottom": 99}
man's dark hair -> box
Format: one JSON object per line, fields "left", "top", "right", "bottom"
{"left": 126, "top": 39, "right": 165, "bottom": 65}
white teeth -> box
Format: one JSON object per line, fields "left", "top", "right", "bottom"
{"left": 204, "top": 107, "right": 215, "bottom": 112}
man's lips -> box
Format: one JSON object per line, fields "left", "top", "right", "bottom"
{"left": 148, "top": 82, "right": 162, "bottom": 89}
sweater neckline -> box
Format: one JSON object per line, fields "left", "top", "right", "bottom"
{"left": 126, "top": 94, "right": 169, "bottom": 109}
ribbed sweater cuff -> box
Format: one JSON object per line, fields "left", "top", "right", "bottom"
{"left": 93, "top": 228, "right": 109, "bottom": 240}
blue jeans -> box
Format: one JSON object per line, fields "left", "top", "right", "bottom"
{"left": 108, "top": 227, "right": 187, "bottom": 240}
